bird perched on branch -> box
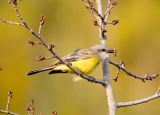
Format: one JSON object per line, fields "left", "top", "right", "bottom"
{"left": 26, "top": 45, "right": 112, "bottom": 77}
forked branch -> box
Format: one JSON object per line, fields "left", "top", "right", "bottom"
{"left": 0, "top": 91, "right": 19, "bottom": 115}
{"left": 1, "top": 1, "right": 106, "bottom": 86}
{"left": 109, "top": 60, "right": 159, "bottom": 82}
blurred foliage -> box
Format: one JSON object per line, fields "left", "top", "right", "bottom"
{"left": 0, "top": 0, "right": 160, "bottom": 115}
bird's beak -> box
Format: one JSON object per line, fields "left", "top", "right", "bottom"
{"left": 105, "top": 49, "right": 116, "bottom": 53}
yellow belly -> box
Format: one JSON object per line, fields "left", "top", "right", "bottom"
{"left": 53, "top": 55, "right": 101, "bottom": 75}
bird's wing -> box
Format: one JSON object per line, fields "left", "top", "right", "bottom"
{"left": 53, "top": 48, "right": 96, "bottom": 65}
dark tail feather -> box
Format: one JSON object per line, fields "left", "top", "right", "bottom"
{"left": 26, "top": 66, "right": 53, "bottom": 76}
{"left": 48, "top": 70, "right": 67, "bottom": 74}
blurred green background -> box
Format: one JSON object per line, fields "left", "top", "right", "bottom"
{"left": 0, "top": 0, "right": 160, "bottom": 115}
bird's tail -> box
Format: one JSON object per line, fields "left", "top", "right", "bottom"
{"left": 26, "top": 66, "right": 53, "bottom": 76}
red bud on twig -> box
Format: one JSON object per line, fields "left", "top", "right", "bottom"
{"left": 8, "top": 90, "right": 13, "bottom": 98}
{"left": 28, "top": 40, "right": 35, "bottom": 46}
{"left": 8, "top": 0, "right": 17, "bottom": 4}
{"left": 28, "top": 40, "right": 42, "bottom": 46}
{"left": 112, "top": 1, "right": 118, "bottom": 7}
{"left": 48, "top": 44, "right": 55, "bottom": 50}
{"left": 102, "top": 29, "right": 107, "bottom": 33}
{"left": 112, "top": 20, "right": 119, "bottom": 25}
{"left": 40, "top": 16, "right": 45, "bottom": 26}
{"left": 36, "top": 56, "right": 45, "bottom": 61}
{"left": 27, "top": 105, "right": 31, "bottom": 112}
{"left": 0, "top": 18, "right": 7, "bottom": 23}
{"left": 52, "top": 108, "right": 57, "bottom": 115}
{"left": 120, "top": 60, "right": 125, "bottom": 66}
{"left": 93, "top": 20, "right": 98, "bottom": 26}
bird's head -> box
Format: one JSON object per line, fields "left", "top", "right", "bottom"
{"left": 90, "top": 45, "right": 115, "bottom": 59}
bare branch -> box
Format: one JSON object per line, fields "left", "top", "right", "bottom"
{"left": 2, "top": 2, "right": 106, "bottom": 86}
{"left": 109, "top": 60, "right": 159, "bottom": 82}
{"left": 113, "top": 60, "right": 124, "bottom": 82}
{"left": 113, "top": 68, "right": 120, "bottom": 82}
{"left": 0, "top": 18, "right": 24, "bottom": 26}
{"left": 27, "top": 40, "right": 42, "bottom": 46}
{"left": 35, "top": 55, "right": 56, "bottom": 61}
{"left": 96, "top": 0, "right": 117, "bottom": 115}
{"left": 117, "top": 93, "right": 160, "bottom": 108}
{"left": 82, "top": 0, "right": 103, "bottom": 20}
{"left": 0, "top": 110, "right": 19, "bottom": 115}
{"left": 0, "top": 91, "right": 19, "bottom": 115}
{"left": 104, "top": 0, "right": 117, "bottom": 22}
{"left": 96, "top": 0, "right": 107, "bottom": 41}
{"left": 39, "top": 15, "right": 45, "bottom": 35}
{"left": 6, "top": 91, "right": 13, "bottom": 111}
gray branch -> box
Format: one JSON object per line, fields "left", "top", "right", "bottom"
{"left": 109, "top": 60, "right": 159, "bottom": 81}
{"left": 117, "top": 93, "right": 160, "bottom": 108}
{"left": 0, "top": 110, "right": 19, "bottom": 115}
{"left": 96, "top": 0, "right": 116, "bottom": 115}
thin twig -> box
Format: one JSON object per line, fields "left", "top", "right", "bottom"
{"left": 35, "top": 55, "right": 56, "bottom": 61}
{"left": 113, "top": 68, "right": 120, "bottom": 82}
{"left": 104, "top": 0, "right": 117, "bottom": 22}
{"left": 82, "top": 0, "right": 103, "bottom": 20}
{"left": 0, "top": 91, "right": 19, "bottom": 115}
{"left": 103, "top": 0, "right": 111, "bottom": 23}
{"left": 106, "top": 19, "right": 119, "bottom": 25}
{"left": 96, "top": 0, "right": 107, "bottom": 41}
{"left": 117, "top": 93, "right": 160, "bottom": 108}
{"left": 27, "top": 99, "right": 35, "bottom": 115}
{"left": 86, "top": 4, "right": 99, "bottom": 20}
{"left": 113, "top": 60, "right": 124, "bottom": 82}
{"left": 28, "top": 40, "right": 42, "bottom": 46}
{"left": 104, "top": 0, "right": 118, "bottom": 23}
{"left": 0, "top": 18, "right": 24, "bottom": 26}
{"left": 38, "top": 16, "right": 45, "bottom": 35}
{"left": 6, "top": 91, "right": 13, "bottom": 111}
{"left": 109, "top": 60, "right": 159, "bottom": 82}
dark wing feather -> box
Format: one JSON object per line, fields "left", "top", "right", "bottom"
{"left": 53, "top": 48, "right": 96, "bottom": 65}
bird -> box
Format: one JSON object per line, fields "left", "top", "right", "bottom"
{"left": 26, "top": 45, "right": 107, "bottom": 76}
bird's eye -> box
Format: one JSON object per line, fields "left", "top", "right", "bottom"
{"left": 102, "top": 49, "right": 106, "bottom": 52}
{"left": 97, "top": 49, "right": 106, "bottom": 52}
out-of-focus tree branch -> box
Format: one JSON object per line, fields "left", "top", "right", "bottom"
{"left": 0, "top": 91, "right": 19, "bottom": 115}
